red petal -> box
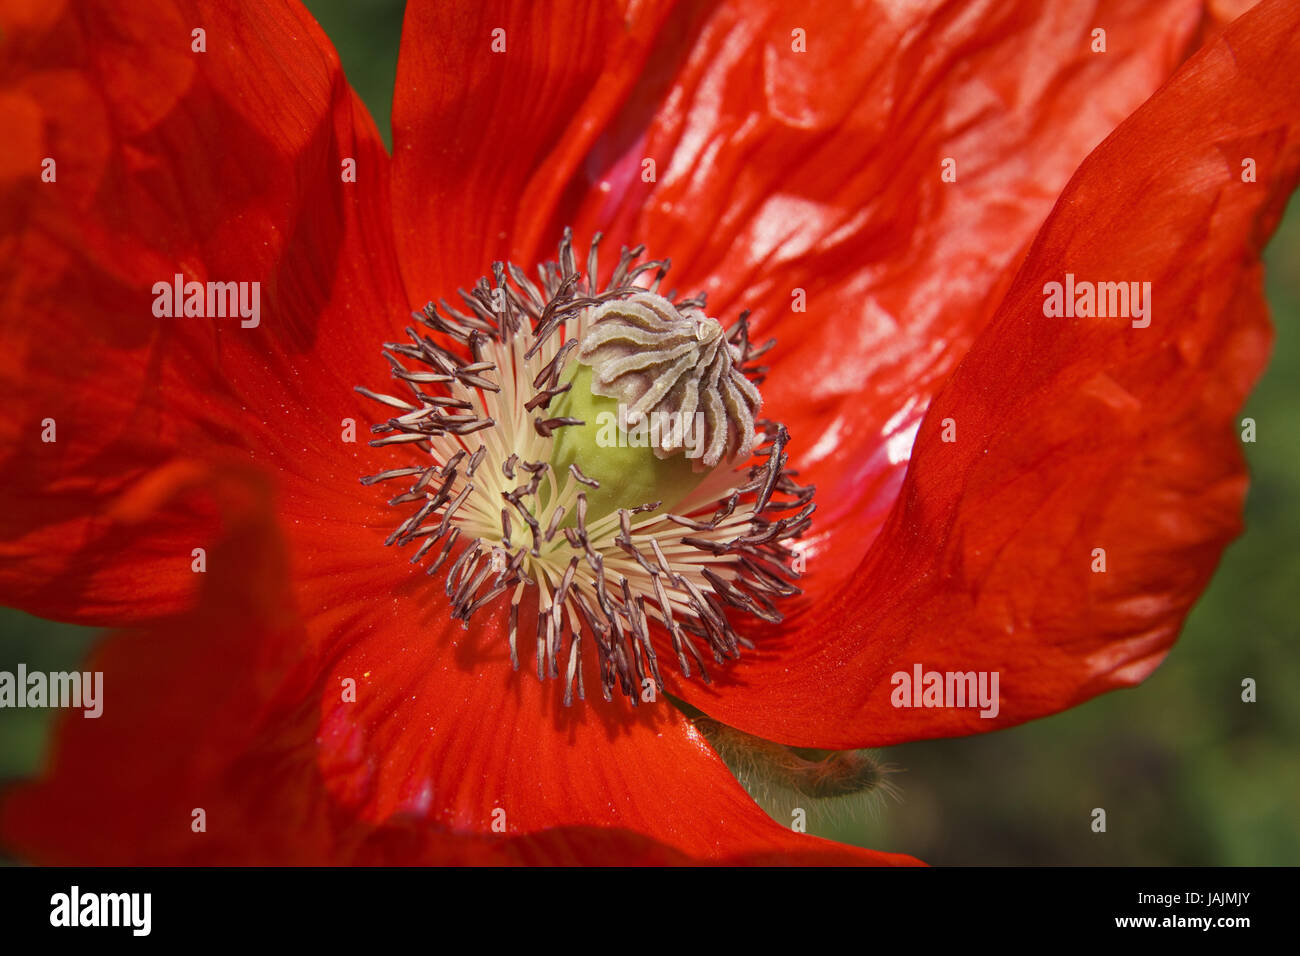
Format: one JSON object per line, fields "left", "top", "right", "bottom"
{"left": 302, "top": 560, "right": 916, "bottom": 865}
{"left": 389, "top": 0, "right": 679, "bottom": 300}
{"left": 565, "top": 0, "right": 1207, "bottom": 612}
{"left": 0, "top": 461, "right": 320, "bottom": 863}
{"left": 678, "top": 0, "right": 1300, "bottom": 746}
{"left": 0, "top": 461, "right": 616, "bottom": 865}
{"left": 0, "top": 0, "right": 408, "bottom": 624}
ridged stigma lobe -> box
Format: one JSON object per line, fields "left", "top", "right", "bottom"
{"left": 578, "top": 292, "right": 761, "bottom": 467}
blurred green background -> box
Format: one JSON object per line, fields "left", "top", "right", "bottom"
{"left": 1, "top": 0, "right": 1295, "bottom": 865}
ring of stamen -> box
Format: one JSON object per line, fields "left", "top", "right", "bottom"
{"left": 357, "top": 229, "right": 813, "bottom": 705}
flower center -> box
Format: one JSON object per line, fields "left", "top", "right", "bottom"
{"left": 358, "top": 230, "right": 812, "bottom": 705}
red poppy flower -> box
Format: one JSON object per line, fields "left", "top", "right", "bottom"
{"left": 1, "top": 0, "right": 1297, "bottom": 865}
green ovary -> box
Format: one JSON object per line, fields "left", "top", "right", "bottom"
{"left": 548, "top": 362, "right": 709, "bottom": 522}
